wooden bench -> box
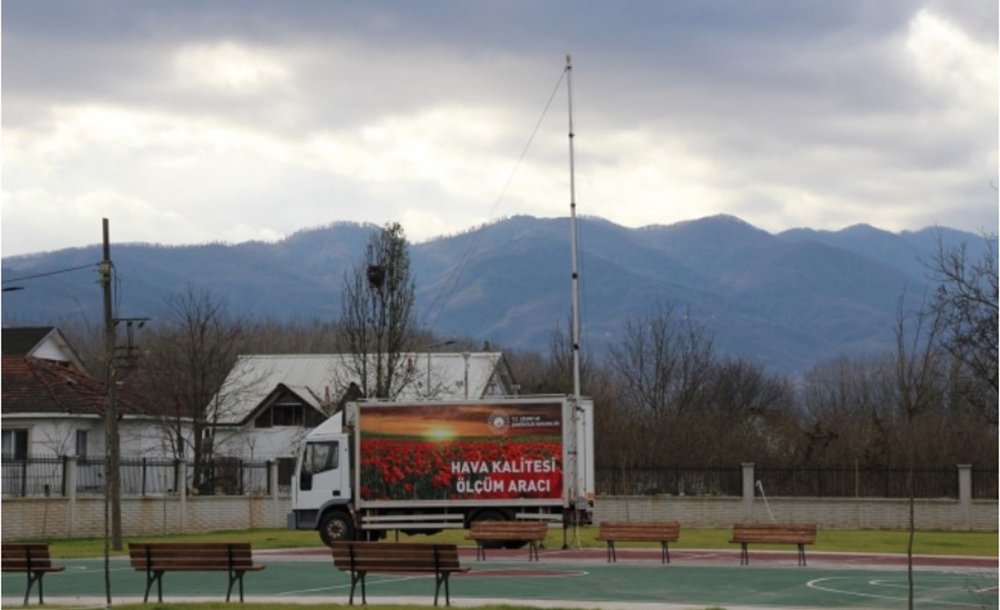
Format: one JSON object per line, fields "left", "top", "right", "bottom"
{"left": 330, "top": 541, "right": 467, "bottom": 607}
{"left": 466, "top": 520, "right": 548, "bottom": 561}
{"left": 128, "top": 541, "right": 266, "bottom": 602}
{"left": 2, "top": 543, "right": 65, "bottom": 606}
{"left": 596, "top": 521, "right": 681, "bottom": 563}
{"left": 729, "top": 522, "right": 817, "bottom": 566}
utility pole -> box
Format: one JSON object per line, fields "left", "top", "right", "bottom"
{"left": 100, "top": 218, "right": 122, "bottom": 551}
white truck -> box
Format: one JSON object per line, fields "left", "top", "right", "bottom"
{"left": 288, "top": 396, "right": 595, "bottom": 545}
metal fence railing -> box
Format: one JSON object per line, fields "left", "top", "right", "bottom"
{"left": 1, "top": 456, "right": 66, "bottom": 497}
{"left": 196, "top": 458, "right": 269, "bottom": 496}
{"left": 4, "top": 456, "right": 994, "bottom": 500}
{"left": 75, "top": 458, "right": 183, "bottom": 495}
{"left": 753, "top": 465, "right": 959, "bottom": 498}
{"left": 597, "top": 465, "right": 742, "bottom": 496}
{"left": 972, "top": 467, "right": 998, "bottom": 500}
{"left": 2, "top": 456, "right": 291, "bottom": 498}
{"left": 595, "top": 464, "right": 998, "bottom": 499}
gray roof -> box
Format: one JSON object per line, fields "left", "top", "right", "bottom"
{"left": 2, "top": 326, "right": 56, "bottom": 355}
{"left": 210, "top": 352, "right": 514, "bottom": 425}
{"left": 1, "top": 326, "right": 89, "bottom": 373}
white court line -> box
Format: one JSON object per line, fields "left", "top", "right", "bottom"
{"left": 276, "top": 574, "right": 427, "bottom": 597}
{"left": 677, "top": 552, "right": 726, "bottom": 560}
{"left": 869, "top": 576, "right": 979, "bottom": 592}
{"left": 466, "top": 567, "right": 589, "bottom": 579}
{"left": 1, "top": 565, "right": 135, "bottom": 576}
{"left": 807, "top": 576, "right": 990, "bottom": 608}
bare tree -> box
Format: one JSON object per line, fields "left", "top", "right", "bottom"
{"left": 926, "top": 232, "right": 998, "bottom": 423}
{"left": 244, "top": 318, "right": 350, "bottom": 353}
{"left": 130, "top": 286, "right": 249, "bottom": 492}
{"left": 340, "top": 223, "right": 418, "bottom": 399}
{"left": 705, "top": 357, "right": 797, "bottom": 463}
{"left": 893, "top": 298, "right": 946, "bottom": 610}
{"left": 800, "top": 355, "right": 898, "bottom": 465}
{"left": 508, "top": 318, "right": 599, "bottom": 396}
{"left": 608, "top": 304, "right": 714, "bottom": 417}
{"left": 603, "top": 304, "right": 719, "bottom": 470}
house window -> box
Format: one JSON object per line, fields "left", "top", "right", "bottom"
{"left": 272, "top": 403, "right": 303, "bottom": 426}
{"left": 255, "top": 407, "right": 273, "bottom": 428}
{"left": 255, "top": 393, "right": 324, "bottom": 428}
{"left": 256, "top": 403, "right": 305, "bottom": 427}
{"left": 75, "top": 429, "right": 89, "bottom": 460}
{"left": 2, "top": 429, "right": 29, "bottom": 460}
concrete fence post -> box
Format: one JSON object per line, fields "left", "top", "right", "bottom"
{"left": 741, "top": 462, "right": 755, "bottom": 521}
{"left": 176, "top": 460, "right": 188, "bottom": 533}
{"left": 270, "top": 461, "right": 280, "bottom": 528}
{"left": 957, "top": 464, "right": 972, "bottom": 530}
{"left": 65, "top": 456, "right": 78, "bottom": 537}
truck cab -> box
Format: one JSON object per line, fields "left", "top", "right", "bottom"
{"left": 289, "top": 414, "right": 354, "bottom": 544}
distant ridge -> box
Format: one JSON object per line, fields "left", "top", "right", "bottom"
{"left": 1, "top": 215, "right": 985, "bottom": 375}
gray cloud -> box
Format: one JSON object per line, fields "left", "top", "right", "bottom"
{"left": 2, "top": 1, "right": 996, "bottom": 256}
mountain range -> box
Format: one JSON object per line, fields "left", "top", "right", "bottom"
{"left": 1, "top": 215, "right": 984, "bottom": 376}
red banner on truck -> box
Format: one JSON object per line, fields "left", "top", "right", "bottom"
{"left": 358, "top": 402, "right": 563, "bottom": 501}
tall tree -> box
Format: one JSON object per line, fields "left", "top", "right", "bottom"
{"left": 340, "top": 222, "right": 417, "bottom": 399}
{"left": 926, "top": 232, "right": 998, "bottom": 423}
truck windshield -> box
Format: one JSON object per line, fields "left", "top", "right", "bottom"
{"left": 303, "top": 441, "right": 338, "bottom": 475}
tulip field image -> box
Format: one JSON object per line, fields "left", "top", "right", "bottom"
{"left": 358, "top": 402, "right": 564, "bottom": 501}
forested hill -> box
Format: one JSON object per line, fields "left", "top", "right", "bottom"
{"left": 1, "top": 215, "right": 985, "bottom": 375}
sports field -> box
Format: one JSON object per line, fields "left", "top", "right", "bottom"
{"left": 3, "top": 546, "right": 996, "bottom": 609}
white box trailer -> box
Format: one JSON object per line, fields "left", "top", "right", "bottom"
{"left": 288, "top": 396, "right": 594, "bottom": 545}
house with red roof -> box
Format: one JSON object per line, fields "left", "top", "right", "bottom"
{"left": 2, "top": 354, "right": 190, "bottom": 462}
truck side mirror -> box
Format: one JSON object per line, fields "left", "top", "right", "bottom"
{"left": 300, "top": 471, "right": 313, "bottom": 491}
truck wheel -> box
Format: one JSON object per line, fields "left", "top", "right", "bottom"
{"left": 319, "top": 511, "right": 355, "bottom": 546}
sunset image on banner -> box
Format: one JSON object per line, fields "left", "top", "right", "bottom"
{"left": 358, "top": 402, "right": 563, "bottom": 501}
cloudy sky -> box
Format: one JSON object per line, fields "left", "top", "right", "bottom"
{"left": 2, "top": 1, "right": 997, "bottom": 257}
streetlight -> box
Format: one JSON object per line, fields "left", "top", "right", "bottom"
{"left": 425, "top": 340, "right": 455, "bottom": 399}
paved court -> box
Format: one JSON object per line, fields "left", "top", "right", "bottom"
{"left": 3, "top": 547, "right": 996, "bottom": 609}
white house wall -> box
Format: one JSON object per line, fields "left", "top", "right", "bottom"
{"left": 4, "top": 415, "right": 191, "bottom": 461}
{"left": 30, "top": 339, "right": 72, "bottom": 364}
{"left": 11, "top": 416, "right": 102, "bottom": 457}
{"left": 212, "top": 425, "right": 311, "bottom": 461}
{"left": 119, "top": 419, "right": 193, "bottom": 459}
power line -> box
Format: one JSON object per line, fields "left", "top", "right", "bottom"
{"left": 2, "top": 262, "right": 100, "bottom": 284}
{"left": 421, "top": 66, "right": 568, "bottom": 333}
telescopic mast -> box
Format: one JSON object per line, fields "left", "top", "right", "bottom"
{"left": 566, "top": 54, "right": 582, "bottom": 404}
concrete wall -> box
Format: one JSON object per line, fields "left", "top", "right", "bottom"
{"left": 2, "top": 494, "right": 285, "bottom": 540}
{"left": 594, "top": 496, "right": 998, "bottom": 530}
{"left": 2, "top": 462, "right": 995, "bottom": 540}
{"left": 4, "top": 494, "right": 995, "bottom": 541}
{"left": 593, "top": 463, "right": 996, "bottom": 531}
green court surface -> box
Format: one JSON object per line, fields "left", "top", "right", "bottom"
{"left": 3, "top": 554, "right": 996, "bottom": 609}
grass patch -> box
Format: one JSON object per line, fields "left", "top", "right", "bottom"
{"left": 36, "top": 526, "right": 997, "bottom": 559}
{"left": 107, "top": 605, "right": 593, "bottom": 610}
{"left": 104, "top": 605, "right": 722, "bottom": 610}
{"left": 39, "top": 529, "right": 322, "bottom": 559}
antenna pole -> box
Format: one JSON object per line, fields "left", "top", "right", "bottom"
{"left": 563, "top": 55, "right": 587, "bottom": 549}
{"left": 566, "top": 54, "right": 582, "bottom": 403}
